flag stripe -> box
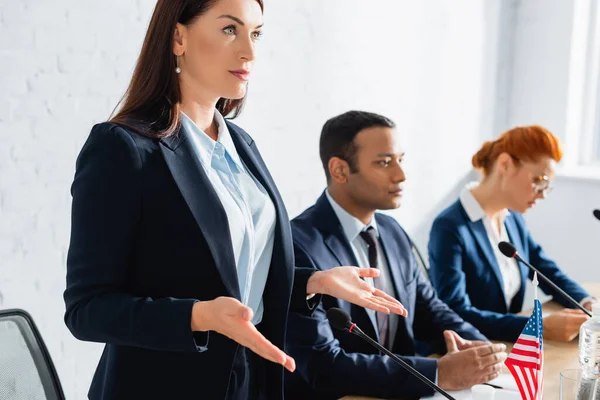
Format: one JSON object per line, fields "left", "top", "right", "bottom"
{"left": 507, "top": 363, "right": 530, "bottom": 400}
{"left": 515, "top": 338, "right": 539, "bottom": 347}
{"left": 517, "top": 334, "right": 538, "bottom": 342}
{"left": 507, "top": 353, "right": 541, "bottom": 364}
{"left": 506, "top": 359, "right": 541, "bottom": 370}
{"left": 526, "top": 367, "right": 537, "bottom": 399}
{"left": 510, "top": 348, "right": 541, "bottom": 359}
{"left": 519, "top": 365, "right": 534, "bottom": 400}
{"left": 513, "top": 342, "right": 540, "bottom": 352}
{"left": 523, "top": 367, "right": 535, "bottom": 400}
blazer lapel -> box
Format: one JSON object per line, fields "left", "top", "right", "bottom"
{"left": 226, "top": 121, "right": 294, "bottom": 299}
{"left": 467, "top": 219, "right": 508, "bottom": 308}
{"left": 313, "top": 194, "right": 380, "bottom": 341}
{"left": 377, "top": 221, "right": 412, "bottom": 350}
{"left": 504, "top": 214, "right": 528, "bottom": 304}
{"left": 324, "top": 233, "right": 359, "bottom": 269}
{"left": 377, "top": 227, "right": 410, "bottom": 310}
{"left": 325, "top": 231, "right": 380, "bottom": 340}
{"left": 159, "top": 129, "right": 241, "bottom": 300}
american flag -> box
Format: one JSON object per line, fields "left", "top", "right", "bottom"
{"left": 505, "top": 296, "right": 544, "bottom": 400}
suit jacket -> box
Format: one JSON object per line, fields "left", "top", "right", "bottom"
{"left": 64, "top": 120, "right": 318, "bottom": 400}
{"left": 428, "top": 199, "right": 591, "bottom": 341}
{"left": 284, "top": 192, "right": 486, "bottom": 400}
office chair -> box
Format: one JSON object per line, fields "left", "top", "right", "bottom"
{"left": 0, "top": 309, "right": 65, "bottom": 400}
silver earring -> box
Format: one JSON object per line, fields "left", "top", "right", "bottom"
{"left": 175, "top": 56, "right": 181, "bottom": 74}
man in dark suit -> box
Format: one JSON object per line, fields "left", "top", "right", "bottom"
{"left": 285, "top": 111, "right": 507, "bottom": 399}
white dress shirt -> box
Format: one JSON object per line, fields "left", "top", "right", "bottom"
{"left": 459, "top": 182, "right": 522, "bottom": 307}
{"left": 181, "top": 111, "right": 276, "bottom": 325}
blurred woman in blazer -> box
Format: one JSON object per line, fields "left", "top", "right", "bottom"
{"left": 428, "top": 126, "right": 595, "bottom": 342}
{"left": 63, "top": 1, "right": 405, "bottom": 399}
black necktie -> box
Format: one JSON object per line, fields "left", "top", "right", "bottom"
{"left": 359, "top": 227, "right": 390, "bottom": 348}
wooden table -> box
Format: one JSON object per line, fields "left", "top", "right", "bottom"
{"left": 343, "top": 283, "right": 599, "bottom": 400}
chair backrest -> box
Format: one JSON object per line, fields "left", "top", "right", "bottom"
{"left": 410, "top": 240, "right": 430, "bottom": 280}
{"left": 0, "top": 309, "right": 65, "bottom": 400}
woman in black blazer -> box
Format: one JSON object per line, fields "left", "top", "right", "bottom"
{"left": 63, "top": 1, "right": 405, "bottom": 399}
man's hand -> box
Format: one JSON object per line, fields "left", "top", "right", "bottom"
{"left": 437, "top": 330, "right": 507, "bottom": 391}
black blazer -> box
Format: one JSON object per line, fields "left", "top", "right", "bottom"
{"left": 284, "top": 192, "right": 486, "bottom": 400}
{"left": 64, "top": 120, "right": 318, "bottom": 400}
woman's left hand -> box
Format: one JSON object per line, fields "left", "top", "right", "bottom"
{"left": 306, "top": 267, "right": 408, "bottom": 316}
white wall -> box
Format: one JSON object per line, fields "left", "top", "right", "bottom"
{"left": 0, "top": 0, "right": 514, "bottom": 398}
{"left": 0, "top": 1, "right": 161, "bottom": 397}
{"left": 503, "top": 0, "right": 575, "bottom": 143}
{"left": 239, "top": 0, "right": 507, "bottom": 247}
{"left": 495, "top": 0, "right": 600, "bottom": 292}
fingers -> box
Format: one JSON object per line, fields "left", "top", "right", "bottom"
{"left": 371, "top": 289, "right": 407, "bottom": 316}
{"left": 465, "top": 340, "right": 490, "bottom": 350}
{"left": 363, "top": 292, "right": 406, "bottom": 316}
{"left": 478, "top": 362, "right": 504, "bottom": 383}
{"left": 564, "top": 312, "right": 589, "bottom": 333}
{"left": 475, "top": 343, "right": 507, "bottom": 357}
{"left": 478, "top": 349, "right": 508, "bottom": 368}
{"left": 486, "top": 371, "right": 502, "bottom": 382}
{"left": 358, "top": 296, "right": 392, "bottom": 314}
{"left": 238, "top": 305, "right": 254, "bottom": 322}
{"left": 480, "top": 370, "right": 502, "bottom": 384}
{"left": 356, "top": 267, "right": 381, "bottom": 278}
{"left": 284, "top": 355, "right": 296, "bottom": 372}
{"left": 221, "top": 297, "right": 253, "bottom": 320}
{"left": 449, "top": 330, "right": 468, "bottom": 348}
{"left": 563, "top": 308, "right": 587, "bottom": 314}
{"left": 444, "top": 330, "right": 458, "bottom": 353}
{"left": 563, "top": 309, "right": 590, "bottom": 322}
{"left": 452, "top": 328, "right": 489, "bottom": 350}
{"left": 545, "top": 310, "right": 586, "bottom": 341}
{"left": 563, "top": 330, "right": 579, "bottom": 342}
{"left": 357, "top": 278, "right": 376, "bottom": 293}
{"left": 243, "top": 325, "right": 295, "bottom": 372}
{"left": 568, "top": 313, "right": 590, "bottom": 323}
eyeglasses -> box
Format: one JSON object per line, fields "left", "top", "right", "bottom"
{"left": 510, "top": 155, "right": 553, "bottom": 196}
{"left": 532, "top": 175, "right": 553, "bottom": 196}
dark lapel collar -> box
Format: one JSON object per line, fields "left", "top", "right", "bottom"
{"left": 458, "top": 202, "right": 508, "bottom": 308}
{"left": 312, "top": 192, "right": 380, "bottom": 338}
{"left": 159, "top": 127, "right": 241, "bottom": 300}
{"left": 376, "top": 216, "right": 411, "bottom": 316}
{"left": 504, "top": 213, "right": 528, "bottom": 296}
{"left": 312, "top": 192, "right": 361, "bottom": 268}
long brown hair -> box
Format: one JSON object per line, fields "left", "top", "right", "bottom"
{"left": 110, "top": 0, "right": 264, "bottom": 138}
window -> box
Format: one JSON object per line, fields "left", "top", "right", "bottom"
{"left": 563, "top": 0, "right": 600, "bottom": 173}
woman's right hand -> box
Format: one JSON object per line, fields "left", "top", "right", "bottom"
{"left": 191, "top": 297, "right": 296, "bottom": 372}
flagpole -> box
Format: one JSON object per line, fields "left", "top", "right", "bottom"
{"left": 505, "top": 271, "right": 545, "bottom": 399}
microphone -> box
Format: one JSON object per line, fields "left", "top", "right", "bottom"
{"left": 593, "top": 209, "right": 600, "bottom": 221}
{"left": 326, "top": 308, "right": 457, "bottom": 400}
{"left": 498, "top": 241, "right": 592, "bottom": 317}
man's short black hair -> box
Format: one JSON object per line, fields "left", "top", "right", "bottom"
{"left": 319, "top": 110, "right": 396, "bottom": 182}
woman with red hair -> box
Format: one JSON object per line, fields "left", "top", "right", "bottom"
{"left": 428, "top": 126, "right": 595, "bottom": 342}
